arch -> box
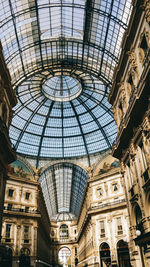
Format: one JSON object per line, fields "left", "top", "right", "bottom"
{"left": 99, "top": 242, "right": 111, "bottom": 267}
{"left": 93, "top": 152, "right": 116, "bottom": 176}
{"left": 8, "top": 158, "right": 34, "bottom": 180}
{"left": 0, "top": 246, "right": 13, "bottom": 267}
{"left": 58, "top": 247, "right": 71, "bottom": 267}
{"left": 17, "top": 155, "right": 35, "bottom": 177}
{"left": 19, "top": 248, "right": 30, "bottom": 267}
{"left": 131, "top": 202, "right": 142, "bottom": 225}
{"left": 117, "top": 240, "right": 131, "bottom": 267}
{"left": 39, "top": 162, "right": 89, "bottom": 220}
{"left": 41, "top": 159, "right": 89, "bottom": 174}
{"left": 132, "top": 203, "right": 144, "bottom": 234}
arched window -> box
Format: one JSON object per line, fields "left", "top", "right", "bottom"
{"left": 58, "top": 247, "right": 71, "bottom": 267}
{"left": 139, "top": 32, "right": 149, "bottom": 62}
{"left": 0, "top": 246, "right": 12, "bottom": 267}
{"left": 19, "top": 248, "right": 30, "bottom": 267}
{"left": 135, "top": 204, "right": 144, "bottom": 234}
{"left": 99, "top": 242, "right": 111, "bottom": 267}
{"left": 117, "top": 240, "right": 131, "bottom": 267}
{"left": 60, "top": 224, "right": 69, "bottom": 241}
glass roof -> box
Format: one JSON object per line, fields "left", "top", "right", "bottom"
{"left": 0, "top": 0, "right": 132, "bottom": 166}
{"left": 42, "top": 75, "right": 82, "bottom": 101}
{"left": 39, "top": 163, "right": 89, "bottom": 220}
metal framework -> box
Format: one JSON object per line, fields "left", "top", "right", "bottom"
{"left": 0, "top": 0, "right": 132, "bottom": 165}
{"left": 39, "top": 163, "right": 88, "bottom": 220}
{"left": 0, "top": 0, "right": 132, "bottom": 218}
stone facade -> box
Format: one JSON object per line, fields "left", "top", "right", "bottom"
{"left": 77, "top": 156, "right": 130, "bottom": 267}
{"left": 49, "top": 155, "right": 131, "bottom": 267}
{"left": 1, "top": 158, "right": 51, "bottom": 267}
{"left": 49, "top": 220, "right": 78, "bottom": 267}
{"left": 0, "top": 41, "right": 17, "bottom": 240}
{"left": 109, "top": 0, "right": 150, "bottom": 266}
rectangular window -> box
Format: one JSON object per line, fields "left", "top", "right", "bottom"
{"left": 6, "top": 224, "right": 11, "bottom": 242}
{"left": 139, "top": 143, "right": 149, "bottom": 183}
{"left": 24, "top": 226, "right": 29, "bottom": 243}
{"left": 128, "top": 74, "right": 134, "bottom": 91}
{"left": 113, "top": 183, "right": 118, "bottom": 191}
{"left": 139, "top": 142, "right": 147, "bottom": 170}
{"left": 117, "top": 217, "right": 123, "bottom": 235}
{"left": 127, "top": 162, "right": 133, "bottom": 186}
{"left": 25, "top": 192, "right": 30, "bottom": 200}
{"left": 7, "top": 204, "right": 12, "bottom": 210}
{"left": 8, "top": 189, "right": 14, "bottom": 197}
{"left": 100, "top": 220, "right": 105, "bottom": 238}
{"left": 97, "top": 188, "right": 102, "bottom": 196}
{"left": 140, "top": 34, "right": 148, "bottom": 55}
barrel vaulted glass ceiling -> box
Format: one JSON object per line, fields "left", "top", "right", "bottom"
{"left": 0, "top": 0, "right": 132, "bottom": 166}
{"left": 39, "top": 163, "right": 88, "bottom": 220}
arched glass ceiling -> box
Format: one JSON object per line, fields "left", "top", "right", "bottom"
{"left": 0, "top": 0, "right": 132, "bottom": 86}
{"left": 39, "top": 163, "right": 89, "bottom": 220}
{"left": 0, "top": 0, "right": 132, "bottom": 164}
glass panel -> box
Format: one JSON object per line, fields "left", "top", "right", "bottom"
{"left": 39, "top": 163, "right": 89, "bottom": 220}
{"left": 0, "top": 0, "right": 132, "bottom": 162}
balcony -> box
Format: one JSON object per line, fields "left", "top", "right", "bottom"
{"left": 89, "top": 199, "right": 126, "bottom": 212}
{"left": 3, "top": 206, "right": 40, "bottom": 216}
{"left": 51, "top": 237, "right": 77, "bottom": 244}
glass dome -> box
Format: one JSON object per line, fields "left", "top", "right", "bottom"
{"left": 42, "top": 75, "right": 82, "bottom": 101}
{"left": 9, "top": 70, "right": 116, "bottom": 163}
{"left": 0, "top": 0, "right": 133, "bottom": 166}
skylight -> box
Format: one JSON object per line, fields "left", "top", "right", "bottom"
{"left": 0, "top": 0, "right": 132, "bottom": 166}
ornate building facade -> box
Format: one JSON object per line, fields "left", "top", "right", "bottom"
{"left": 1, "top": 158, "right": 51, "bottom": 267}
{"left": 48, "top": 155, "right": 131, "bottom": 267}
{"left": 109, "top": 0, "right": 150, "bottom": 266}
{"left": 77, "top": 156, "right": 130, "bottom": 267}
{"left": 0, "top": 41, "right": 17, "bottom": 240}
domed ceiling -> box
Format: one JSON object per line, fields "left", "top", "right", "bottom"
{"left": 0, "top": 0, "right": 132, "bottom": 168}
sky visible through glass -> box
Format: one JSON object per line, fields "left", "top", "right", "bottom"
{"left": 0, "top": 0, "right": 132, "bottom": 165}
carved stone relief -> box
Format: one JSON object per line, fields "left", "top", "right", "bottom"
{"left": 144, "top": 0, "right": 150, "bottom": 24}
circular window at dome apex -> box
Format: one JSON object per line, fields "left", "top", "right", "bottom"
{"left": 42, "top": 75, "right": 82, "bottom": 102}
